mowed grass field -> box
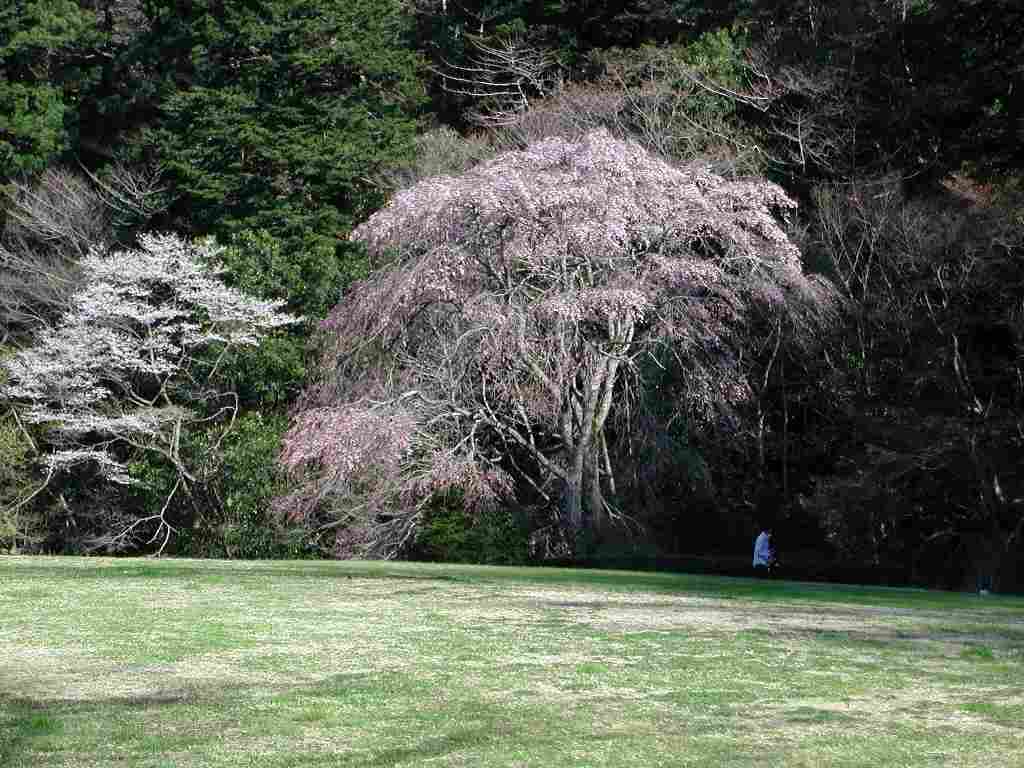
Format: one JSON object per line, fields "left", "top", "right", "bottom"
{"left": 2, "top": 557, "right": 1023, "bottom": 767}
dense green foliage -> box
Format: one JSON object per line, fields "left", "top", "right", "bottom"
{"left": 141, "top": 0, "right": 424, "bottom": 319}
{"left": 175, "top": 412, "right": 307, "bottom": 559}
{"left": 0, "top": 409, "right": 42, "bottom": 554}
{"left": 413, "top": 497, "right": 530, "bottom": 566}
{"left": 116, "top": 410, "right": 304, "bottom": 560}
{"left": 0, "top": 0, "right": 100, "bottom": 175}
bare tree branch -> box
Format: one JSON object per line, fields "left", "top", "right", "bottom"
{"left": 436, "top": 35, "right": 561, "bottom": 127}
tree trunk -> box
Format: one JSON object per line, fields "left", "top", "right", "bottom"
{"left": 562, "top": 473, "right": 584, "bottom": 532}
{"left": 559, "top": 437, "right": 607, "bottom": 542}
{"left": 781, "top": 354, "right": 789, "bottom": 499}
{"left": 556, "top": 324, "right": 628, "bottom": 542}
{"left": 583, "top": 442, "right": 605, "bottom": 531}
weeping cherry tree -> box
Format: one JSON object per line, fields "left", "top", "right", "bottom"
{"left": 279, "top": 129, "right": 835, "bottom": 557}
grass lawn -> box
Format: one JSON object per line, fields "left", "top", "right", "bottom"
{"left": 2, "top": 557, "right": 1023, "bottom": 767}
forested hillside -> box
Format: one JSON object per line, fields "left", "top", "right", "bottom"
{"left": 2, "top": 0, "right": 1022, "bottom": 591}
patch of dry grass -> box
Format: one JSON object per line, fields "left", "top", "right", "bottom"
{"left": 1, "top": 557, "right": 1023, "bottom": 767}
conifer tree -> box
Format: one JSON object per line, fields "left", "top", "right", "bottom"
{"left": 142, "top": 0, "right": 425, "bottom": 317}
{"left": 0, "top": 0, "right": 99, "bottom": 176}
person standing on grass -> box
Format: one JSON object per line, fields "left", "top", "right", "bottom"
{"left": 753, "top": 526, "right": 774, "bottom": 574}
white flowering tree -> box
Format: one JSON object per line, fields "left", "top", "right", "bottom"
{"left": 1, "top": 233, "right": 299, "bottom": 552}
{"left": 280, "top": 129, "right": 835, "bottom": 557}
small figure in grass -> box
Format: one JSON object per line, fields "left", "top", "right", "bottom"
{"left": 753, "top": 525, "right": 775, "bottom": 576}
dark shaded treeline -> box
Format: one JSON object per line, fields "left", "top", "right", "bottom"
{"left": 1, "top": 0, "right": 1022, "bottom": 590}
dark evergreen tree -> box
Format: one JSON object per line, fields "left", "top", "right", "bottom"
{"left": 0, "top": 0, "right": 101, "bottom": 176}
{"left": 137, "top": 0, "right": 425, "bottom": 318}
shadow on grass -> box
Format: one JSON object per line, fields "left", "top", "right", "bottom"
{"left": 0, "top": 673, "right": 573, "bottom": 768}
{"left": 335, "top": 730, "right": 490, "bottom": 767}
{"left": 0, "top": 687, "right": 236, "bottom": 767}
{"left": 7, "top": 556, "right": 1024, "bottom": 612}
{"left": 775, "top": 623, "right": 1024, "bottom": 653}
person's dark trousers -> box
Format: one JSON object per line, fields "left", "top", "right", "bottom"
{"left": 753, "top": 564, "right": 772, "bottom": 578}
